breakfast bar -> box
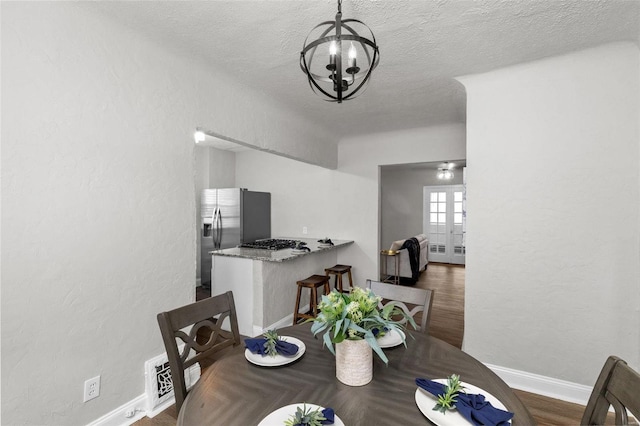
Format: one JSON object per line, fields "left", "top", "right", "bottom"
{"left": 210, "top": 238, "right": 353, "bottom": 336}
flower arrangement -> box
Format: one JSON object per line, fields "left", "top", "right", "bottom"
{"left": 310, "top": 287, "right": 416, "bottom": 364}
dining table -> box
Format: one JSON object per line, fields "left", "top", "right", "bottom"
{"left": 177, "top": 323, "right": 535, "bottom": 425}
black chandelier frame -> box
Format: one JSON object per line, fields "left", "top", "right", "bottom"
{"left": 300, "top": 0, "right": 380, "bottom": 103}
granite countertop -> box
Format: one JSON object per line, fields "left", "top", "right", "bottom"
{"left": 209, "top": 237, "right": 354, "bottom": 262}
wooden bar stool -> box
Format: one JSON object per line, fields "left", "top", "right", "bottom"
{"left": 293, "top": 274, "right": 331, "bottom": 325}
{"left": 324, "top": 264, "right": 353, "bottom": 293}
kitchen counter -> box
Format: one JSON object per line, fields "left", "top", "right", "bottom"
{"left": 209, "top": 237, "right": 353, "bottom": 262}
{"left": 208, "top": 237, "right": 354, "bottom": 336}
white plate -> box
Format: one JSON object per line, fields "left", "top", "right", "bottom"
{"left": 376, "top": 328, "right": 405, "bottom": 348}
{"left": 244, "top": 336, "right": 306, "bottom": 367}
{"left": 318, "top": 243, "right": 333, "bottom": 248}
{"left": 258, "top": 403, "right": 345, "bottom": 426}
{"left": 415, "top": 379, "right": 509, "bottom": 426}
{"left": 291, "top": 248, "right": 309, "bottom": 254}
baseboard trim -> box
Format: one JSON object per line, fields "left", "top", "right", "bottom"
{"left": 86, "top": 393, "right": 147, "bottom": 426}
{"left": 87, "top": 355, "right": 200, "bottom": 426}
{"left": 485, "top": 363, "right": 592, "bottom": 406}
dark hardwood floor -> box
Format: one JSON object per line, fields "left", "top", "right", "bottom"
{"left": 138, "top": 263, "right": 601, "bottom": 425}
{"left": 196, "top": 284, "right": 210, "bottom": 301}
{"left": 413, "top": 262, "right": 465, "bottom": 349}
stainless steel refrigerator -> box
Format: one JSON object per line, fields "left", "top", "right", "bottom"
{"left": 200, "top": 188, "right": 271, "bottom": 287}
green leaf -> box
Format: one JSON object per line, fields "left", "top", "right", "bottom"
{"left": 334, "top": 318, "right": 344, "bottom": 338}
{"left": 322, "top": 330, "right": 335, "bottom": 355}
{"left": 381, "top": 302, "right": 395, "bottom": 318}
{"left": 432, "top": 374, "right": 465, "bottom": 414}
{"left": 262, "top": 329, "right": 279, "bottom": 357}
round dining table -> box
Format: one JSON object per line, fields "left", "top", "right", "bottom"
{"left": 178, "top": 323, "right": 535, "bottom": 425}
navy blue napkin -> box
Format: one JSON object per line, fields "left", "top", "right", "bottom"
{"left": 293, "top": 407, "right": 334, "bottom": 425}
{"left": 244, "top": 338, "right": 299, "bottom": 356}
{"left": 415, "top": 378, "right": 514, "bottom": 426}
{"left": 320, "top": 407, "right": 334, "bottom": 424}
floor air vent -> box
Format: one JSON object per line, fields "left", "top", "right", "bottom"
{"left": 144, "top": 352, "right": 201, "bottom": 417}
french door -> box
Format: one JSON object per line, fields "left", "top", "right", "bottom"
{"left": 423, "top": 185, "right": 466, "bottom": 265}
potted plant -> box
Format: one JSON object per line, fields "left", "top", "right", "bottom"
{"left": 310, "top": 287, "right": 416, "bottom": 386}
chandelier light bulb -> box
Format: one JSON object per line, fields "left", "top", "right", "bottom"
{"left": 329, "top": 41, "right": 337, "bottom": 56}
{"left": 348, "top": 42, "right": 357, "bottom": 68}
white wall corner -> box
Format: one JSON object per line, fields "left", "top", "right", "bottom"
{"left": 485, "top": 363, "right": 592, "bottom": 406}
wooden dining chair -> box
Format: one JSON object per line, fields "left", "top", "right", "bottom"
{"left": 581, "top": 355, "right": 640, "bottom": 425}
{"left": 157, "top": 291, "right": 241, "bottom": 413}
{"left": 366, "top": 279, "right": 434, "bottom": 333}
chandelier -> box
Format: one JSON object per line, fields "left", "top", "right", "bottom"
{"left": 300, "top": 0, "right": 380, "bottom": 103}
{"left": 437, "top": 162, "right": 455, "bottom": 180}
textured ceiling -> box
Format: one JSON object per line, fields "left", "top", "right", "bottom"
{"left": 89, "top": 0, "right": 639, "bottom": 139}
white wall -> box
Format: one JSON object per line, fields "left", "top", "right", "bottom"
{"left": 208, "top": 148, "right": 237, "bottom": 188}
{"left": 1, "top": 3, "right": 337, "bottom": 424}
{"left": 459, "top": 42, "right": 640, "bottom": 386}
{"left": 380, "top": 166, "right": 464, "bottom": 250}
{"left": 235, "top": 150, "right": 335, "bottom": 239}
{"left": 234, "top": 125, "right": 466, "bottom": 286}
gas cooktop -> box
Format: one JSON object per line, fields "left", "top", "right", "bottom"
{"left": 239, "top": 239, "right": 303, "bottom": 251}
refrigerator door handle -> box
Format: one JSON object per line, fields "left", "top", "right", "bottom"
{"left": 212, "top": 207, "right": 220, "bottom": 249}
{"left": 218, "top": 207, "right": 224, "bottom": 248}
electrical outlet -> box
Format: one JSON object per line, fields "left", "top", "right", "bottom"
{"left": 302, "top": 226, "right": 308, "bottom": 235}
{"left": 83, "top": 376, "right": 100, "bottom": 402}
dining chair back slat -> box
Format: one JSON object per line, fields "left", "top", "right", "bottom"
{"left": 157, "top": 291, "right": 240, "bottom": 414}
{"left": 366, "top": 279, "right": 434, "bottom": 333}
{"left": 581, "top": 355, "right": 640, "bottom": 425}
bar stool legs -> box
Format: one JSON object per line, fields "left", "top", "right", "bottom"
{"left": 293, "top": 274, "right": 331, "bottom": 325}
{"left": 324, "top": 264, "right": 353, "bottom": 293}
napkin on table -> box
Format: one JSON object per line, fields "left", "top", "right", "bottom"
{"left": 415, "top": 378, "right": 514, "bottom": 426}
{"left": 244, "top": 338, "right": 299, "bottom": 356}
{"left": 320, "top": 407, "right": 334, "bottom": 425}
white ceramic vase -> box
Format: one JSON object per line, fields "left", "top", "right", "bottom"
{"left": 335, "top": 338, "right": 373, "bottom": 386}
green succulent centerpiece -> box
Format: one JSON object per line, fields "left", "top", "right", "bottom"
{"left": 262, "top": 329, "right": 280, "bottom": 357}
{"left": 283, "top": 404, "right": 326, "bottom": 426}
{"left": 434, "top": 374, "right": 466, "bottom": 414}
{"left": 310, "top": 287, "right": 416, "bottom": 364}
